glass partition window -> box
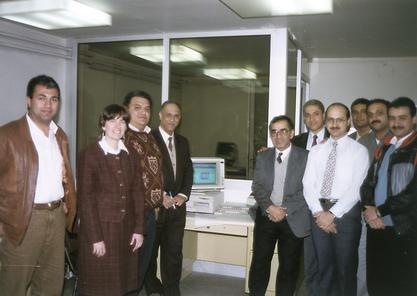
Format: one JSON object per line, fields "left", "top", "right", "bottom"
{"left": 168, "top": 36, "right": 270, "bottom": 179}
{"left": 77, "top": 40, "right": 163, "bottom": 151}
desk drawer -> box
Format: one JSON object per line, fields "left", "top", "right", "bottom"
{"left": 185, "top": 223, "right": 248, "bottom": 236}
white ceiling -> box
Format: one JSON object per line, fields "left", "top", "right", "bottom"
{"left": 2, "top": 0, "right": 417, "bottom": 58}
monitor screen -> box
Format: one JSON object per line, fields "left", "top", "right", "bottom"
{"left": 193, "top": 163, "right": 217, "bottom": 185}
{"left": 191, "top": 157, "right": 225, "bottom": 191}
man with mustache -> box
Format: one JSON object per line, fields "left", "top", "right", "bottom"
{"left": 303, "top": 103, "right": 369, "bottom": 296}
{"left": 356, "top": 98, "right": 391, "bottom": 296}
{"left": 361, "top": 97, "right": 417, "bottom": 296}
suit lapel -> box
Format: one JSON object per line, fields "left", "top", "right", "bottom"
{"left": 266, "top": 148, "right": 275, "bottom": 190}
{"left": 283, "top": 146, "right": 298, "bottom": 195}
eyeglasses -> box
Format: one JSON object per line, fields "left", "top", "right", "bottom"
{"left": 270, "top": 128, "right": 290, "bottom": 137}
{"left": 326, "top": 118, "right": 346, "bottom": 125}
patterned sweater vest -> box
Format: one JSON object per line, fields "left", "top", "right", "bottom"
{"left": 125, "top": 128, "right": 163, "bottom": 210}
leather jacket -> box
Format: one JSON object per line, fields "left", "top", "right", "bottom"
{"left": 0, "top": 116, "right": 76, "bottom": 246}
{"left": 361, "top": 131, "right": 417, "bottom": 237}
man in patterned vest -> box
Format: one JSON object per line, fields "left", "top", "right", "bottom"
{"left": 123, "top": 90, "right": 163, "bottom": 293}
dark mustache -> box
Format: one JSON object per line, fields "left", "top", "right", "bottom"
{"left": 371, "top": 120, "right": 381, "bottom": 125}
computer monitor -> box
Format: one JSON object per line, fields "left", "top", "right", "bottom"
{"left": 191, "top": 157, "right": 225, "bottom": 191}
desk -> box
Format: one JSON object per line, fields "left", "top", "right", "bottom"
{"left": 183, "top": 211, "right": 279, "bottom": 295}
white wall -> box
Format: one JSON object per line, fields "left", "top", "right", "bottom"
{"left": 309, "top": 58, "right": 417, "bottom": 108}
{"left": 0, "top": 19, "right": 73, "bottom": 131}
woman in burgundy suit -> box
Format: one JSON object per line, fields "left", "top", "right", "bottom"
{"left": 77, "top": 104, "right": 144, "bottom": 296}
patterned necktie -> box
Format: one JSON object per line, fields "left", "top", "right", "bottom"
{"left": 168, "top": 137, "right": 173, "bottom": 152}
{"left": 312, "top": 135, "right": 318, "bottom": 147}
{"left": 277, "top": 152, "right": 283, "bottom": 164}
{"left": 320, "top": 141, "right": 337, "bottom": 198}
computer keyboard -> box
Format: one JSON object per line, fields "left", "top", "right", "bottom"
{"left": 215, "top": 205, "right": 249, "bottom": 215}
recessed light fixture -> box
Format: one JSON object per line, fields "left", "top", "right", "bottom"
{"left": 203, "top": 68, "right": 257, "bottom": 80}
{"left": 130, "top": 45, "right": 205, "bottom": 64}
{"left": 220, "top": 0, "right": 333, "bottom": 17}
{"left": 0, "top": 0, "right": 112, "bottom": 30}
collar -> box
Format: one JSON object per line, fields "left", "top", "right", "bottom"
{"left": 128, "top": 123, "right": 151, "bottom": 134}
{"left": 98, "top": 136, "right": 129, "bottom": 155}
{"left": 159, "top": 126, "right": 174, "bottom": 143}
{"left": 26, "top": 113, "right": 58, "bottom": 135}
{"left": 275, "top": 144, "right": 292, "bottom": 161}
{"left": 309, "top": 127, "right": 326, "bottom": 140}
{"left": 329, "top": 133, "right": 349, "bottom": 146}
{"left": 390, "top": 131, "right": 415, "bottom": 148}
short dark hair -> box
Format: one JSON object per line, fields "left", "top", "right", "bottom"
{"left": 351, "top": 98, "right": 370, "bottom": 110}
{"left": 26, "top": 75, "right": 61, "bottom": 100}
{"left": 303, "top": 99, "right": 325, "bottom": 114}
{"left": 99, "top": 104, "right": 129, "bottom": 128}
{"left": 269, "top": 115, "right": 295, "bottom": 131}
{"left": 160, "top": 100, "right": 182, "bottom": 112}
{"left": 326, "top": 103, "right": 351, "bottom": 120}
{"left": 123, "top": 90, "right": 153, "bottom": 109}
{"left": 389, "top": 97, "right": 416, "bottom": 117}
{"left": 367, "top": 98, "right": 390, "bottom": 111}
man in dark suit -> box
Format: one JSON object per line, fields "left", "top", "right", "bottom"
{"left": 249, "top": 115, "right": 310, "bottom": 296}
{"left": 293, "top": 99, "right": 329, "bottom": 150}
{"left": 292, "top": 99, "right": 328, "bottom": 296}
{"left": 145, "top": 101, "right": 193, "bottom": 296}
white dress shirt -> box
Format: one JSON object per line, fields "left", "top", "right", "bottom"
{"left": 303, "top": 134, "right": 369, "bottom": 218}
{"left": 128, "top": 123, "right": 151, "bottom": 134}
{"left": 306, "top": 127, "right": 326, "bottom": 150}
{"left": 27, "top": 114, "right": 64, "bottom": 203}
{"left": 275, "top": 144, "right": 291, "bottom": 162}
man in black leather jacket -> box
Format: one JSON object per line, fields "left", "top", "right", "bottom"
{"left": 360, "top": 96, "right": 417, "bottom": 296}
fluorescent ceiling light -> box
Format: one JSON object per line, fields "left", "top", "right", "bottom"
{"left": 203, "top": 69, "right": 257, "bottom": 80}
{"left": 220, "top": 0, "right": 333, "bottom": 17}
{"left": 0, "top": 0, "right": 111, "bottom": 30}
{"left": 129, "top": 45, "right": 205, "bottom": 64}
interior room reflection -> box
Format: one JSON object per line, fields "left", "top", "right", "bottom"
{"left": 77, "top": 35, "right": 271, "bottom": 179}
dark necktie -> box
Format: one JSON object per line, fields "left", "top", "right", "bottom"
{"left": 277, "top": 152, "right": 283, "bottom": 164}
{"left": 312, "top": 135, "right": 318, "bottom": 147}
{"left": 168, "top": 137, "right": 173, "bottom": 152}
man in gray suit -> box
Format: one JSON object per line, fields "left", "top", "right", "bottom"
{"left": 249, "top": 115, "right": 310, "bottom": 296}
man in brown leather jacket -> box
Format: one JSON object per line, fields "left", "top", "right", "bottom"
{"left": 0, "top": 75, "right": 76, "bottom": 296}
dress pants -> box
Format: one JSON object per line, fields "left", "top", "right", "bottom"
{"left": 357, "top": 219, "right": 368, "bottom": 296}
{"left": 145, "top": 204, "right": 186, "bottom": 296}
{"left": 138, "top": 210, "right": 157, "bottom": 292}
{"left": 249, "top": 208, "right": 303, "bottom": 296}
{"left": 303, "top": 233, "right": 320, "bottom": 296}
{"left": 311, "top": 202, "right": 361, "bottom": 296}
{"left": 367, "top": 226, "right": 417, "bottom": 296}
{"left": 0, "top": 204, "right": 66, "bottom": 296}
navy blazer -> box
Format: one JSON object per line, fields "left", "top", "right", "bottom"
{"left": 292, "top": 129, "right": 330, "bottom": 149}
{"left": 151, "top": 129, "right": 193, "bottom": 198}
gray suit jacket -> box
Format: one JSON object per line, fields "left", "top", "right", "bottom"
{"left": 252, "top": 145, "right": 310, "bottom": 238}
{"left": 358, "top": 131, "right": 378, "bottom": 164}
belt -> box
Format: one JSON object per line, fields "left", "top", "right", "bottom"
{"left": 33, "top": 199, "right": 63, "bottom": 210}
{"left": 319, "top": 198, "right": 338, "bottom": 205}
